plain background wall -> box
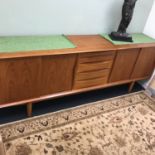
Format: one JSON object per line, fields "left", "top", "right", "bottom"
{"left": 0, "top": 0, "right": 154, "bottom": 36}
{"left": 144, "top": 0, "right": 155, "bottom": 39}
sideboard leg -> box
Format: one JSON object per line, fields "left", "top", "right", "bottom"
{"left": 27, "top": 103, "right": 32, "bottom": 117}
{"left": 128, "top": 81, "right": 135, "bottom": 93}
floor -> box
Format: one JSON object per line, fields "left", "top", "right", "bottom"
{"left": 0, "top": 83, "right": 143, "bottom": 125}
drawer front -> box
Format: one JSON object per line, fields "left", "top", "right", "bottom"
{"left": 74, "top": 77, "right": 108, "bottom": 89}
{"left": 73, "top": 51, "right": 115, "bottom": 89}
{"left": 79, "top": 51, "right": 115, "bottom": 63}
{"left": 76, "top": 69, "right": 110, "bottom": 81}
{"left": 77, "top": 61, "right": 113, "bottom": 73}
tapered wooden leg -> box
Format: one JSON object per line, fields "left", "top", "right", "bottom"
{"left": 128, "top": 81, "right": 135, "bottom": 93}
{"left": 0, "top": 135, "right": 6, "bottom": 155}
{"left": 27, "top": 103, "right": 32, "bottom": 117}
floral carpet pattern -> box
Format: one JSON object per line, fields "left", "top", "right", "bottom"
{"left": 0, "top": 91, "right": 155, "bottom": 155}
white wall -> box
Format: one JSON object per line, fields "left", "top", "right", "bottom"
{"left": 143, "top": 0, "right": 155, "bottom": 38}
{"left": 0, "top": 0, "right": 154, "bottom": 36}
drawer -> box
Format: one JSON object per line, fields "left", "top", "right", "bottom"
{"left": 75, "top": 69, "right": 110, "bottom": 81}
{"left": 74, "top": 77, "right": 108, "bottom": 89}
{"left": 77, "top": 60, "right": 113, "bottom": 73}
{"left": 79, "top": 51, "right": 115, "bottom": 58}
{"left": 79, "top": 51, "right": 115, "bottom": 64}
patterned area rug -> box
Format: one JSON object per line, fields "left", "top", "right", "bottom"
{"left": 0, "top": 91, "right": 155, "bottom": 155}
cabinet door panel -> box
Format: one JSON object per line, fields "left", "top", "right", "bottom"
{"left": 0, "top": 57, "right": 41, "bottom": 104}
{"left": 0, "top": 55, "right": 76, "bottom": 105}
{"left": 131, "top": 48, "right": 155, "bottom": 79}
{"left": 109, "top": 49, "right": 140, "bottom": 82}
{"left": 40, "top": 54, "right": 76, "bottom": 95}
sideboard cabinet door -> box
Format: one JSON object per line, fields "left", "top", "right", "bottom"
{"left": 0, "top": 54, "right": 76, "bottom": 105}
{"left": 40, "top": 54, "right": 76, "bottom": 95}
{"left": 131, "top": 47, "right": 155, "bottom": 79}
{"left": 0, "top": 57, "right": 41, "bottom": 105}
{"left": 109, "top": 49, "right": 140, "bottom": 82}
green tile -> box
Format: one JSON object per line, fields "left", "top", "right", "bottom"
{"left": 100, "top": 33, "right": 155, "bottom": 45}
{"left": 0, "top": 35, "right": 76, "bottom": 53}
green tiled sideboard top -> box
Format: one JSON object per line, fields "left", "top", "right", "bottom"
{"left": 0, "top": 35, "right": 76, "bottom": 53}
{"left": 101, "top": 33, "right": 155, "bottom": 45}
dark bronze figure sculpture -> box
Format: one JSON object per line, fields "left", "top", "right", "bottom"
{"left": 109, "top": 0, "right": 138, "bottom": 42}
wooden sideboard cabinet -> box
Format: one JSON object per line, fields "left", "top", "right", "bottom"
{"left": 0, "top": 35, "right": 155, "bottom": 116}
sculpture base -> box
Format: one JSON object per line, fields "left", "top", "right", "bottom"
{"left": 109, "top": 32, "right": 133, "bottom": 42}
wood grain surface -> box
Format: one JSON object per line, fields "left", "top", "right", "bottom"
{"left": 0, "top": 55, "right": 76, "bottom": 105}
{"left": 109, "top": 49, "right": 140, "bottom": 82}
{"left": 131, "top": 47, "right": 155, "bottom": 78}
{"left": 0, "top": 57, "right": 41, "bottom": 104}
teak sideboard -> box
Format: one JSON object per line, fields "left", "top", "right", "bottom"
{"left": 0, "top": 35, "right": 155, "bottom": 116}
